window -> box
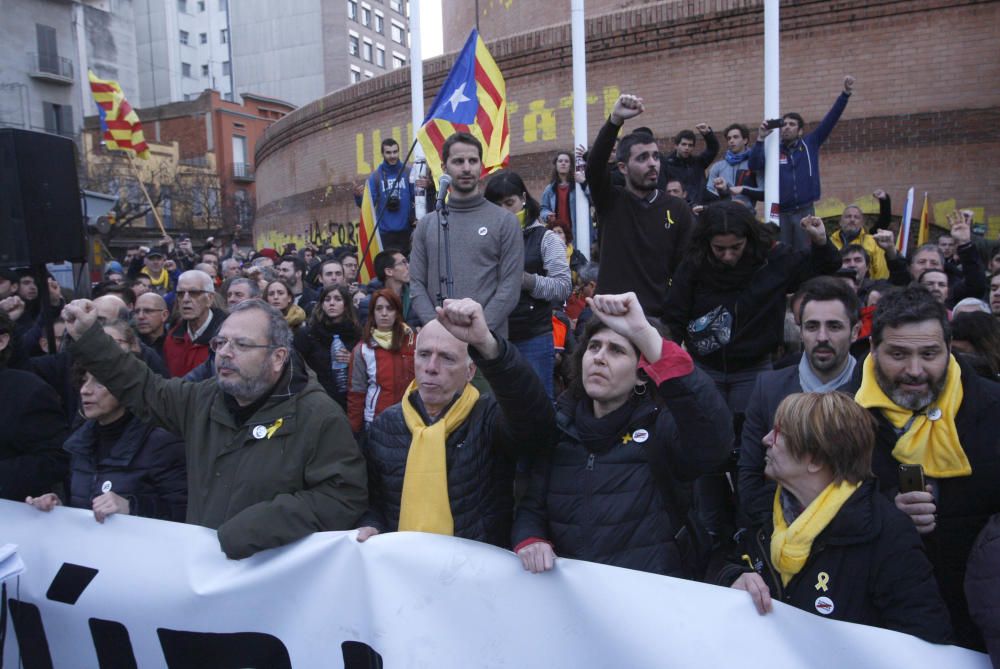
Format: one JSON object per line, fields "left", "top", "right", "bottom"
{"left": 179, "top": 30, "right": 189, "bottom": 45}
{"left": 35, "top": 24, "right": 59, "bottom": 74}
{"left": 390, "top": 0, "right": 402, "bottom": 12}
{"left": 199, "top": 32, "right": 207, "bottom": 44}
{"left": 201, "top": 64, "right": 209, "bottom": 76}
{"left": 221, "top": 61, "right": 231, "bottom": 76}
{"left": 218, "top": 0, "right": 227, "bottom": 10}
{"left": 392, "top": 53, "right": 406, "bottom": 69}
{"left": 390, "top": 22, "right": 404, "bottom": 44}
{"left": 182, "top": 62, "right": 192, "bottom": 77}
{"left": 350, "top": 67, "right": 361, "bottom": 83}
{"left": 348, "top": 34, "right": 359, "bottom": 56}
{"left": 177, "top": 0, "right": 187, "bottom": 12}
{"left": 42, "top": 102, "right": 73, "bottom": 137}
{"left": 374, "top": 12, "right": 383, "bottom": 33}
{"left": 347, "top": 0, "right": 357, "bottom": 20}
{"left": 375, "top": 45, "right": 385, "bottom": 67}
{"left": 362, "top": 40, "right": 372, "bottom": 62}
{"left": 361, "top": 6, "right": 371, "bottom": 26}
{"left": 220, "top": 28, "right": 228, "bottom": 44}
{"left": 197, "top": 0, "right": 205, "bottom": 10}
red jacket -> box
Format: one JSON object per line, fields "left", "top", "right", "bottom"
{"left": 162, "top": 309, "right": 225, "bottom": 378}
{"left": 347, "top": 335, "right": 415, "bottom": 433}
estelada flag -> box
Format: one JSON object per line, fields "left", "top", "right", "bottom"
{"left": 357, "top": 179, "right": 382, "bottom": 284}
{"left": 915, "top": 192, "right": 930, "bottom": 247}
{"left": 88, "top": 70, "right": 150, "bottom": 159}
{"left": 416, "top": 29, "right": 509, "bottom": 182}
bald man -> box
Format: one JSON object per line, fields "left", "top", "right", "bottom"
{"left": 357, "top": 298, "right": 555, "bottom": 547}
{"left": 135, "top": 292, "right": 170, "bottom": 358}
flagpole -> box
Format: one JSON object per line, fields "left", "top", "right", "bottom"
{"left": 571, "top": 0, "right": 591, "bottom": 260}
{"left": 763, "top": 0, "right": 780, "bottom": 225}
{"left": 125, "top": 152, "right": 167, "bottom": 237}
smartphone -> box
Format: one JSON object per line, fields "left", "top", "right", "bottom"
{"left": 765, "top": 118, "right": 783, "bottom": 129}
{"left": 898, "top": 463, "right": 925, "bottom": 493}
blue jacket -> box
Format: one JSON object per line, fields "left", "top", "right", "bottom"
{"left": 749, "top": 92, "right": 850, "bottom": 212}
{"left": 539, "top": 181, "right": 591, "bottom": 229}
{"left": 355, "top": 161, "right": 413, "bottom": 233}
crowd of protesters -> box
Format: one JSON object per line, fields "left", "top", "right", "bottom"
{"left": 2, "top": 80, "right": 1000, "bottom": 662}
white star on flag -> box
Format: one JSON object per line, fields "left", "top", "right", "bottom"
{"left": 447, "top": 82, "right": 471, "bottom": 113}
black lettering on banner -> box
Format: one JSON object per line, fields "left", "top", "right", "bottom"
{"left": 157, "top": 629, "right": 291, "bottom": 669}
{"left": 342, "top": 641, "right": 384, "bottom": 669}
{"left": 45, "top": 563, "right": 99, "bottom": 605}
{"left": 7, "top": 599, "right": 53, "bottom": 669}
{"left": 89, "top": 618, "right": 138, "bottom": 668}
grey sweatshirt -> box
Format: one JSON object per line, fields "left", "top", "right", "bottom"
{"left": 410, "top": 193, "right": 524, "bottom": 337}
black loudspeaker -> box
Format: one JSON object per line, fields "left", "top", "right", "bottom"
{"left": 0, "top": 128, "right": 86, "bottom": 268}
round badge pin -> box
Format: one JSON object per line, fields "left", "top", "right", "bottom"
{"left": 252, "top": 425, "right": 268, "bottom": 439}
{"left": 814, "top": 596, "right": 835, "bottom": 615}
{"left": 632, "top": 429, "right": 649, "bottom": 444}
{"left": 927, "top": 408, "right": 942, "bottom": 421}
{"left": 478, "top": 226, "right": 488, "bottom": 236}
{"left": 101, "top": 480, "right": 113, "bottom": 494}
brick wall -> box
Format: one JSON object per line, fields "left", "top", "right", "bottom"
{"left": 253, "top": 0, "right": 1000, "bottom": 248}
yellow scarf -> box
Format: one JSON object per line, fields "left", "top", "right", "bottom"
{"left": 284, "top": 304, "right": 306, "bottom": 329}
{"left": 372, "top": 328, "right": 394, "bottom": 350}
{"left": 855, "top": 354, "right": 970, "bottom": 478}
{"left": 141, "top": 266, "right": 170, "bottom": 291}
{"left": 516, "top": 208, "right": 527, "bottom": 228}
{"left": 398, "top": 381, "right": 480, "bottom": 535}
{"left": 771, "top": 481, "right": 861, "bottom": 586}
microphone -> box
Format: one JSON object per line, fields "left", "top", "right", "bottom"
{"left": 436, "top": 174, "right": 452, "bottom": 212}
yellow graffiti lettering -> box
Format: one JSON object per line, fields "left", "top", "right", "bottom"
{"left": 371, "top": 129, "right": 383, "bottom": 170}
{"left": 508, "top": 101, "right": 519, "bottom": 115}
{"left": 523, "top": 99, "right": 557, "bottom": 144}
{"left": 355, "top": 133, "right": 371, "bottom": 176}
{"left": 558, "top": 93, "right": 599, "bottom": 109}
{"left": 603, "top": 86, "right": 621, "bottom": 119}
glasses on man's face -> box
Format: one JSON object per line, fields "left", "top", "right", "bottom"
{"left": 209, "top": 336, "right": 276, "bottom": 355}
{"left": 177, "top": 289, "right": 209, "bottom": 299}
{"left": 394, "top": 258, "right": 409, "bottom": 267}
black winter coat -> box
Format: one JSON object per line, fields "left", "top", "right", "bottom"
{"left": 0, "top": 367, "right": 69, "bottom": 500}
{"left": 965, "top": 514, "right": 1000, "bottom": 665}
{"left": 720, "top": 480, "right": 953, "bottom": 645}
{"left": 64, "top": 414, "right": 187, "bottom": 521}
{"left": 869, "top": 357, "right": 1000, "bottom": 650}
{"left": 294, "top": 320, "right": 360, "bottom": 408}
{"left": 663, "top": 241, "right": 841, "bottom": 372}
{"left": 361, "top": 337, "right": 555, "bottom": 547}
{"left": 512, "top": 364, "right": 732, "bottom": 576}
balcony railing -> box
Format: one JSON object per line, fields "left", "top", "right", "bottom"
{"left": 28, "top": 52, "right": 74, "bottom": 84}
{"left": 233, "top": 162, "right": 255, "bottom": 181}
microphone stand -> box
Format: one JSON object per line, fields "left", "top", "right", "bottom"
{"left": 436, "top": 196, "right": 454, "bottom": 305}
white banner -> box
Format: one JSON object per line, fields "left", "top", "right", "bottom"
{"left": 1, "top": 500, "right": 988, "bottom": 668}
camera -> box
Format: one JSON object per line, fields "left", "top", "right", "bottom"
{"left": 765, "top": 118, "right": 783, "bottom": 130}
{"left": 386, "top": 193, "right": 401, "bottom": 212}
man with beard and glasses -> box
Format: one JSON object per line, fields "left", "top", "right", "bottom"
{"left": 856, "top": 285, "right": 1000, "bottom": 651}
{"left": 737, "top": 277, "right": 863, "bottom": 527}
{"left": 62, "top": 298, "right": 367, "bottom": 560}
{"left": 585, "top": 93, "right": 693, "bottom": 320}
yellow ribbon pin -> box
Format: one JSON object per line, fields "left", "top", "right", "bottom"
{"left": 265, "top": 418, "right": 284, "bottom": 439}
{"left": 621, "top": 433, "right": 633, "bottom": 444}
{"left": 815, "top": 571, "right": 830, "bottom": 592}
{"left": 666, "top": 210, "right": 676, "bottom": 227}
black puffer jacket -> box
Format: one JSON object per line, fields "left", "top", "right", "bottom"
{"left": 512, "top": 363, "right": 732, "bottom": 576}
{"left": 64, "top": 413, "right": 187, "bottom": 521}
{"left": 0, "top": 367, "right": 69, "bottom": 500}
{"left": 965, "top": 514, "right": 1000, "bottom": 665}
{"left": 663, "top": 241, "right": 841, "bottom": 372}
{"left": 361, "top": 336, "right": 555, "bottom": 547}
{"left": 718, "top": 480, "right": 952, "bottom": 645}
{"left": 294, "top": 319, "right": 360, "bottom": 407}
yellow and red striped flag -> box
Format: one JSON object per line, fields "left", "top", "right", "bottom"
{"left": 357, "top": 180, "right": 382, "bottom": 284}
{"left": 416, "top": 29, "right": 509, "bottom": 182}
{"left": 915, "top": 192, "right": 930, "bottom": 247}
{"left": 88, "top": 70, "right": 150, "bottom": 159}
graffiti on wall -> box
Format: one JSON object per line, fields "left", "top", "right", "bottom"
{"left": 354, "top": 86, "right": 621, "bottom": 175}
{"left": 816, "top": 195, "right": 1000, "bottom": 238}
{"left": 257, "top": 219, "right": 360, "bottom": 253}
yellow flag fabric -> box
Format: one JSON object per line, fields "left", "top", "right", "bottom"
{"left": 88, "top": 70, "right": 150, "bottom": 159}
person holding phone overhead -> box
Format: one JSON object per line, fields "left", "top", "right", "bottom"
{"left": 720, "top": 392, "right": 951, "bottom": 644}
{"left": 856, "top": 285, "right": 1000, "bottom": 651}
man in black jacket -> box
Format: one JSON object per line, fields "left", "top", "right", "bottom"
{"left": 585, "top": 93, "right": 693, "bottom": 319}
{"left": 356, "top": 298, "right": 554, "bottom": 547}
{"left": 738, "top": 277, "right": 864, "bottom": 526}
{"left": 857, "top": 285, "right": 1000, "bottom": 650}
{"left": 659, "top": 124, "right": 719, "bottom": 206}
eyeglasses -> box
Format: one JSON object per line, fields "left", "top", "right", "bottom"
{"left": 209, "top": 336, "right": 277, "bottom": 354}
{"left": 393, "top": 259, "right": 409, "bottom": 267}
{"left": 177, "top": 289, "right": 210, "bottom": 298}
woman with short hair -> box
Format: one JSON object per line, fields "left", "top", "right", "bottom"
{"left": 723, "top": 392, "right": 951, "bottom": 644}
